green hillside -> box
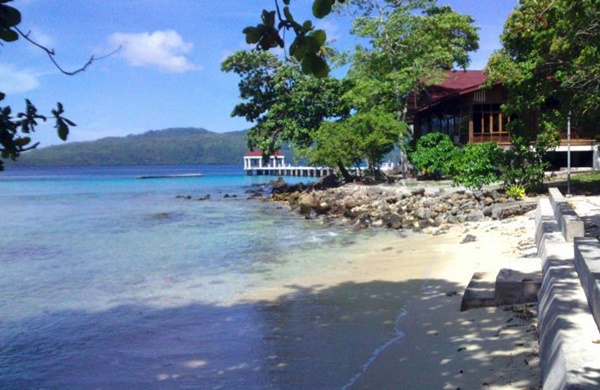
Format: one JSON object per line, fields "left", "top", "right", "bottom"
{"left": 9, "top": 128, "right": 253, "bottom": 167}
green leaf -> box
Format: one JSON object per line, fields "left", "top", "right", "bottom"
{"left": 0, "top": 27, "right": 18, "bottom": 42}
{"left": 312, "top": 0, "right": 333, "bottom": 19}
{"left": 291, "top": 37, "right": 306, "bottom": 60}
{"left": 304, "top": 36, "right": 320, "bottom": 52}
{"left": 14, "top": 137, "right": 31, "bottom": 147}
{"left": 302, "top": 20, "right": 313, "bottom": 31}
{"left": 302, "top": 54, "right": 329, "bottom": 78}
{"left": 243, "top": 26, "right": 261, "bottom": 44}
{"left": 56, "top": 119, "right": 69, "bottom": 141}
{"left": 261, "top": 10, "right": 275, "bottom": 27}
{"left": 311, "top": 29, "right": 327, "bottom": 47}
{"left": 0, "top": 4, "right": 21, "bottom": 27}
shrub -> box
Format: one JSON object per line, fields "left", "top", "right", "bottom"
{"left": 505, "top": 184, "right": 526, "bottom": 199}
{"left": 501, "top": 134, "right": 553, "bottom": 192}
{"left": 448, "top": 142, "right": 504, "bottom": 190}
{"left": 409, "top": 132, "right": 458, "bottom": 178}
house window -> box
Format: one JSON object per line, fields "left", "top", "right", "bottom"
{"left": 474, "top": 90, "right": 486, "bottom": 102}
{"left": 473, "top": 104, "right": 508, "bottom": 135}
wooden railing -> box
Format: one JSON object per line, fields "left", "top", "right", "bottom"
{"left": 470, "top": 133, "right": 511, "bottom": 145}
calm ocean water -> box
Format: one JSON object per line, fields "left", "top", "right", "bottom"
{"left": 0, "top": 165, "right": 415, "bottom": 389}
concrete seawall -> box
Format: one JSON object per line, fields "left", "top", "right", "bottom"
{"left": 535, "top": 189, "right": 600, "bottom": 389}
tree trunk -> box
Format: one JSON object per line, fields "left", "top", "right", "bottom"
{"left": 336, "top": 161, "right": 353, "bottom": 182}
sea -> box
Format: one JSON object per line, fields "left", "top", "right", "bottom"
{"left": 0, "top": 165, "right": 413, "bottom": 389}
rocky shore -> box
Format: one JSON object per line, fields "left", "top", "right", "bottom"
{"left": 266, "top": 175, "right": 538, "bottom": 232}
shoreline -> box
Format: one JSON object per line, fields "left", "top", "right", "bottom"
{"left": 235, "top": 189, "right": 542, "bottom": 389}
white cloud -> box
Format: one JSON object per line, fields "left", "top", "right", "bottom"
{"left": 0, "top": 65, "right": 40, "bottom": 94}
{"left": 108, "top": 30, "right": 200, "bottom": 73}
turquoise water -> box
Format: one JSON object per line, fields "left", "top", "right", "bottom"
{"left": 0, "top": 165, "right": 411, "bottom": 389}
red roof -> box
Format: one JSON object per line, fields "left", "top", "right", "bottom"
{"left": 244, "top": 150, "right": 284, "bottom": 157}
{"left": 425, "top": 70, "right": 488, "bottom": 103}
{"left": 415, "top": 70, "right": 487, "bottom": 111}
{"left": 439, "top": 70, "right": 487, "bottom": 90}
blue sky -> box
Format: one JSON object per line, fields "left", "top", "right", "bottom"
{"left": 1, "top": 0, "right": 518, "bottom": 147}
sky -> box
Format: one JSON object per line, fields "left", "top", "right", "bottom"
{"left": 1, "top": 0, "right": 518, "bottom": 147}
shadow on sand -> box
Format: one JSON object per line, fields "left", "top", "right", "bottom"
{"left": 1, "top": 277, "right": 539, "bottom": 389}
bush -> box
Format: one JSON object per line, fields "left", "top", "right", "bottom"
{"left": 448, "top": 142, "right": 504, "bottom": 190}
{"left": 409, "top": 132, "right": 458, "bottom": 178}
{"left": 501, "top": 135, "right": 552, "bottom": 192}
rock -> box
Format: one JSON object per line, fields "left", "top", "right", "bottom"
{"left": 415, "top": 207, "right": 432, "bottom": 220}
{"left": 197, "top": 194, "right": 210, "bottom": 201}
{"left": 451, "top": 193, "right": 465, "bottom": 202}
{"left": 418, "top": 219, "right": 430, "bottom": 229}
{"left": 384, "top": 213, "right": 403, "bottom": 229}
{"left": 491, "top": 201, "right": 537, "bottom": 220}
{"left": 465, "top": 209, "right": 485, "bottom": 222}
{"left": 460, "top": 200, "right": 477, "bottom": 210}
{"left": 446, "top": 215, "right": 458, "bottom": 224}
{"left": 357, "top": 215, "right": 372, "bottom": 229}
{"left": 299, "top": 194, "right": 318, "bottom": 217}
{"left": 308, "top": 174, "right": 340, "bottom": 191}
{"left": 483, "top": 189, "right": 500, "bottom": 200}
{"left": 482, "top": 206, "right": 493, "bottom": 217}
{"left": 271, "top": 177, "right": 287, "bottom": 189}
{"left": 461, "top": 234, "right": 477, "bottom": 244}
{"left": 411, "top": 188, "right": 425, "bottom": 196}
{"left": 433, "top": 215, "right": 445, "bottom": 227}
{"left": 424, "top": 187, "right": 442, "bottom": 197}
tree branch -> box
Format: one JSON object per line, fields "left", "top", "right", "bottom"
{"left": 15, "top": 26, "right": 121, "bottom": 76}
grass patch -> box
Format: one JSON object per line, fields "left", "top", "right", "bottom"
{"left": 549, "top": 171, "right": 600, "bottom": 195}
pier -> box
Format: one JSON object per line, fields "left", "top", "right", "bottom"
{"left": 245, "top": 165, "right": 336, "bottom": 177}
{"left": 243, "top": 150, "right": 335, "bottom": 177}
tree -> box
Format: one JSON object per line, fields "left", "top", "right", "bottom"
{"left": 346, "top": 1, "right": 479, "bottom": 122}
{"left": 221, "top": 50, "right": 351, "bottom": 162}
{"left": 486, "top": 0, "right": 600, "bottom": 140}
{"left": 1, "top": 0, "right": 112, "bottom": 171}
{"left": 485, "top": 0, "right": 600, "bottom": 190}
{"left": 309, "top": 108, "right": 408, "bottom": 178}
{"left": 235, "top": 1, "right": 478, "bottom": 182}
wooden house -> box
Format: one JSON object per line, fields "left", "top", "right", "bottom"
{"left": 410, "top": 70, "right": 598, "bottom": 168}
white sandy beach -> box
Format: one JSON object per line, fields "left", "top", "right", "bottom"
{"left": 236, "top": 206, "right": 542, "bottom": 389}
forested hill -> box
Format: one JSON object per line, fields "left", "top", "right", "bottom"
{"left": 9, "top": 128, "right": 253, "bottom": 167}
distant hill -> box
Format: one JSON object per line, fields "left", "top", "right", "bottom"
{"left": 9, "top": 127, "right": 256, "bottom": 167}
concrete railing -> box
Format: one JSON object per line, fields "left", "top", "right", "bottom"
{"left": 548, "top": 187, "right": 585, "bottom": 242}
{"left": 535, "top": 189, "right": 600, "bottom": 390}
{"left": 574, "top": 237, "right": 600, "bottom": 333}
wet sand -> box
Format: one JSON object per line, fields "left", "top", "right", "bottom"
{"left": 236, "top": 210, "right": 541, "bottom": 389}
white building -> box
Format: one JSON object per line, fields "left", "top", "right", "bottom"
{"left": 243, "top": 151, "right": 285, "bottom": 171}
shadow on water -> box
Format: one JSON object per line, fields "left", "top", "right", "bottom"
{"left": 1, "top": 278, "right": 539, "bottom": 389}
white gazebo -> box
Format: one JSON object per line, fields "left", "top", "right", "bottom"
{"left": 243, "top": 150, "right": 285, "bottom": 171}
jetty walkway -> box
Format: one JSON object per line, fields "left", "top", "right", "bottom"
{"left": 244, "top": 165, "right": 336, "bottom": 178}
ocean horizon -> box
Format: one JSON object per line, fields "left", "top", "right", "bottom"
{"left": 0, "top": 165, "right": 417, "bottom": 389}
